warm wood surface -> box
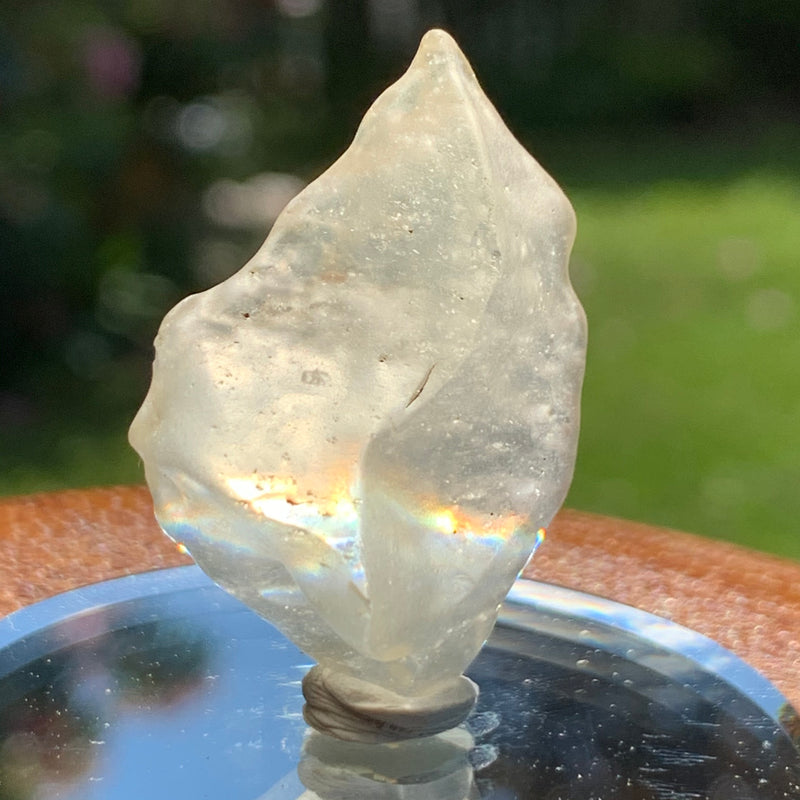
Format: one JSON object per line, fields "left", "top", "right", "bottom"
{"left": 1, "top": 486, "right": 799, "bottom": 712}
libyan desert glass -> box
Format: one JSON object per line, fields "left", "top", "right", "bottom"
{"left": 129, "top": 29, "right": 586, "bottom": 738}
{"left": 0, "top": 568, "right": 797, "bottom": 799}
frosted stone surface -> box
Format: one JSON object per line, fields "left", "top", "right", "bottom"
{"left": 130, "top": 29, "right": 586, "bottom": 734}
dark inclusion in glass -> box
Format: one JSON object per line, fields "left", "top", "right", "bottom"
{"left": 0, "top": 568, "right": 797, "bottom": 800}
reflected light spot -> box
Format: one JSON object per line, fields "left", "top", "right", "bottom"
{"left": 177, "top": 102, "right": 227, "bottom": 151}
{"left": 717, "top": 237, "right": 761, "bottom": 281}
{"left": 433, "top": 509, "right": 458, "bottom": 534}
{"left": 203, "top": 173, "right": 305, "bottom": 230}
{"left": 424, "top": 504, "right": 525, "bottom": 544}
{"left": 745, "top": 288, "right": 794, "bottom": 331}
{"left": 226, "top": 474, "right": 357, "bottom": 523}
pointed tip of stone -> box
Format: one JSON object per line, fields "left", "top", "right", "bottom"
{"left": 413, "top": 28, "right": 473, "bottom": 74}
{"left": 419, "top": 28, "right": 458, "bottom": 50}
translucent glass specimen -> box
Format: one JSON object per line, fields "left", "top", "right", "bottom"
{"left": 130, "top": 29, "right": 586, "bottom": 741}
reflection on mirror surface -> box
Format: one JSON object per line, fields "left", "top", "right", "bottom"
{"left": 0, "top": 569, "right": 797, "bottom": 799}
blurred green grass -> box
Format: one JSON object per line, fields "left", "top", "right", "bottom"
{"left": 566, "top": 173, "right": 800, "bottom": 560}
{"left": 2, "top": 135, "right": 798, "bottom": 562}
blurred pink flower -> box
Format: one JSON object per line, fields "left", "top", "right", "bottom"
{"left": 83, "top": 26, "right": 141, "bottom": 100}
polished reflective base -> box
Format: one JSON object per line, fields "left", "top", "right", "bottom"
{"left": 0, "top": 567, "right": 798, "bottom": 799}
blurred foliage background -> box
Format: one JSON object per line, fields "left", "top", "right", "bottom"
{"left": 1, "top": 0, "right": 798, "bottom": 559}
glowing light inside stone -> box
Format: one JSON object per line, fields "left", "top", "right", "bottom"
{"left": 227, "top": 474, "right": 525, "bottom": 550}
{"left": 433, "top": 508, "right": 458, "bottom": 534}
{"left": 226, "top": 475, "right": 358, "bottom": 523}
{"left": 422, "top": 504, "right": 526, "bottom": 544}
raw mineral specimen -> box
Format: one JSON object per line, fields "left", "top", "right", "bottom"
{"left": 130, "top": 29, "right": 586, "bottom": 742}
